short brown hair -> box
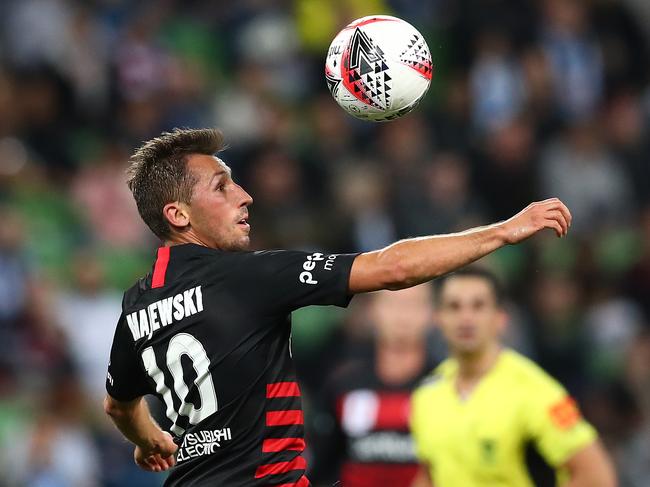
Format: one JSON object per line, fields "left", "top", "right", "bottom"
{"left": 434, "top": 267, "right": 504, "bottom": 305}
{"left": 126, "top": 128, "right": 225, "bottom": 239}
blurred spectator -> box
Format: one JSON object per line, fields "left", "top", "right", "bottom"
{"left": 394, "top": 151, "right": 485, "bottom": 237}
{"left": 2, "top": 0, "right": 73, "bottom": 69}
{"left": 529, "top": 272, "right": 589, "bottom": 395}
{"left": 1, "top": 376, "right": 101, "bottom": 487}
{"left": 469, "top": 30, "right": 526, "bottom": 132}
{"left": 333, "top": 161, "right": 396, "bottom": 252}
{"left": 616, "top": 331, "right": 650, "bottom": 487}
{"left": 603, "top": 91, "right": 650, "bottom": 207}
{"left": 540, "top": 0, "right": 604, "bottom": 121}
{"left": 539, "top": 120, "right": 633, "bottom": 236}
{"left": 71, "top": 144, "right": 150, "bottom": 248}
{"left": 474, "top": 117, "right": 538, "bottom": 219}
{"left": 624, "top": 207, "right": 650, "bottom": 320}
{"left": 584, "top": 281, "right": 643, "bottom": 380}
{"left": 309, "top": 285, "right": 436, "bottom": 487}
{"left": 0, "top": 208, "right": 31, "bottom": 381}
{"left": 246, "top": 147, "right": 318, "bottom": 248}
{"left": 53, "top": 252, "right": 122, "bottom": 405}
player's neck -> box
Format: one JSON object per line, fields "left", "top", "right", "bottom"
{"left": 164, "top": 230, "right": 211, "bottom": 248}
{"left": 376, "top": 339, "right": 426, "bottom": 386}
{"left": 455, "top": 343, "right": 502, "bottom": 383}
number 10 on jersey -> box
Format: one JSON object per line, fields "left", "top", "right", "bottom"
{"left": 141, "top": 333, "right": 218, "bottom": 436}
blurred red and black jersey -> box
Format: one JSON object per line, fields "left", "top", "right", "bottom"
{"left": 106, "top": 243, "right": 357, "bottom": 487}
{"left": 308, "top": 352, "right": 433, "bottom": 487}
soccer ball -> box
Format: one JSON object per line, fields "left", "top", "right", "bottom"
{"left": 325, "top": 15, "right": 433, "bottom": 122}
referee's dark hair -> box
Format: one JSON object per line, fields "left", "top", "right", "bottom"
{"left": 127, "top": 128, "right": 225, "bottom": 240}
{"left": 434, "top": 267, "right": 504, "bottom": 306}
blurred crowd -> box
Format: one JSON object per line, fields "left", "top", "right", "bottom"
{"left": 0, "top": 0, "right": 649, "bottom": 485}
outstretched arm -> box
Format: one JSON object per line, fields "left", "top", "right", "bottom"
{"left": 562, "top": 441, "right": 617, "bottom": 487}
{"left": 349, "top": 198, "right": 571, "bottom": 293}
{"left": 104, "top": 394, "right": 178, "bottom": 472}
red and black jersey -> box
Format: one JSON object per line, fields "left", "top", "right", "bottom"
{"left": 308, "top": 352, "right": 433, "bottom": 487}
{"left": 106, "top": 243, "right": 357, "bottom": 487}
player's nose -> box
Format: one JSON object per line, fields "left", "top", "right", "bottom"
{"left": 237, "top": 184, "right": 253, "bottom": 207}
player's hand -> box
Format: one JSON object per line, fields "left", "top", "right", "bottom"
{"left": 500, "top": 198, "right": 572, "bottom": 244}
{"left": 134, "top": 431, "right": 178, "bottom": 473}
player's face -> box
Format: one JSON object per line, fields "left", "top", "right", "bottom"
{"left": 186, "top": 154, "right": 253, "bottom": 251}
{"left": 370, "top": 285, "right": 433, "bottom": 347}
{"left": 436, "top": 277, "right": 506, "bottom": 356}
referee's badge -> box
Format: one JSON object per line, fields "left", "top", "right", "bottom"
{"left": 480, "top": 438, "right": 497, "bottom": 464}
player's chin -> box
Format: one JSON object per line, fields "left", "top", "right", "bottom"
{"left": 453, "top": 339, "right": 481, "bottom": 354}
{"left": 228, "top": 235, "right": 250, "bottom": 251}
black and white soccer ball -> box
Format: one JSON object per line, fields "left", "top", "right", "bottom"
{"left": 325, "top": 15, "right": 433, "bottom": 122}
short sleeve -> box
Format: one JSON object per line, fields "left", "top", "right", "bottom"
{"left": 228, "top": 250, "right": 358, "bottom": 313}
{"left": 524, "top": 373, "right": 597, "bottom": 467}
{"left": 105, "top": 314, "right": 150, "bottom": 401}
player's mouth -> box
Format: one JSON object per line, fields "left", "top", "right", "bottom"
{"left": 237, "top": 215, "right": 250, "bottom": 230}
{"left": 456, "top": 325, "right": 476, "bottom": 340}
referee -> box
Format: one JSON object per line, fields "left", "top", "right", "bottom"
{"left": 410, "top": 268, "right": 616, "bottom": 487}
{"left": 103, "top": 128, "right": 572, "bottom": 487}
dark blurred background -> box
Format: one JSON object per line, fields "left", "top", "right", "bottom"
{"left": 0, "top": 0, "right": 648, "bottom": 485}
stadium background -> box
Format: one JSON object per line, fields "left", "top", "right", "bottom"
{"left": 0, "top": 0, "right": 648, "bottom": 485}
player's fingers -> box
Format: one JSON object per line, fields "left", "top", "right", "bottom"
{"left": 558, "top": 201, "right": 572, "bottom": 227}
{"left": 152, "top": 454, "right": 171, "bottom": 470}
{"left": 137, "top": 458, "right": 157, "bottom": 472}
{"left": 149, "top": 454, "right": 168, "bottom": 471}
{"left": 160, "top": 444, "right": 178, "bottom": 457}
{"left": 545, "top": 209, "right": 568, "bottom": 236}
{"left": 158, "top": 455, "right": 174, "bottom": 470}
{"left": 544, "top": 219, "right": 563, "bottom": 238}
{"left": 543, "top": 199, "right": 572, "bottom": 226}
{"left": 146, "top": 457, "right": 161, "bottom": 472}
{"left": 165, "top": 454, "right": 177, "bottom": 468}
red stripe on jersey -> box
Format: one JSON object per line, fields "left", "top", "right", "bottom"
{"left": 254, "top": 456, "right": 307, "bottom": 478}
{"left": 151, "top": 247, "right": 170, "bottom": 288}
{"left": 375, "top": 393, "right": 411, "bottom": 430}
{"left": 342, "top": 463, "right": 419, "bottom": 487}
{"left": 267, "top": 382, "right": 301, "bottom": 398}
{"left": 272, "top": 474, "right": 310, "bottom": 487}
{"left": 338, "top": 391, "right": 411, "bottom": 430}
{"left": 266, "top": 410, "right": 304, "bottom": 426}
{"left": 262, "top": 437, "right": 305, "bottom": 453}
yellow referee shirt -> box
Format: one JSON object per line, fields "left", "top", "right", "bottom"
{"left": 410, "top": 349, "right": 597, "bottom": 487}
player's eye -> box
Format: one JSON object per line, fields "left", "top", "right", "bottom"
{"left": 446, "top": 301, "right": 460, "bottom": 311}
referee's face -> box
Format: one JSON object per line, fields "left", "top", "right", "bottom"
{"left": 436, "top": 276, "right": 506, "bottom": 355}
{"left": 185, "top": 154, "right": 253, "bottom": 251}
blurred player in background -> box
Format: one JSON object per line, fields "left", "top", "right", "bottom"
{"left": 410, "top": 268, "right": 616, "bottom": 487}
{"left": 309, "top": 284, "right": 435, "bottom": 487}
{"left": 102, "top": 127, "right": 572, "bottom": 486}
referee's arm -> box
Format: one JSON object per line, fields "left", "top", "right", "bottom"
{"left": 562, "top": 440, "right": 617, "bottom": 487}
{"left": 349, "top": 198, "right": 571, "bottom": 293}
{"left": 104, "top": 395, "right": 178, "bottom": 472}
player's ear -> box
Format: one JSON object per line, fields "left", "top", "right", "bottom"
{"left": 163, "top": 201, "right": 191, "bottom": 230}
